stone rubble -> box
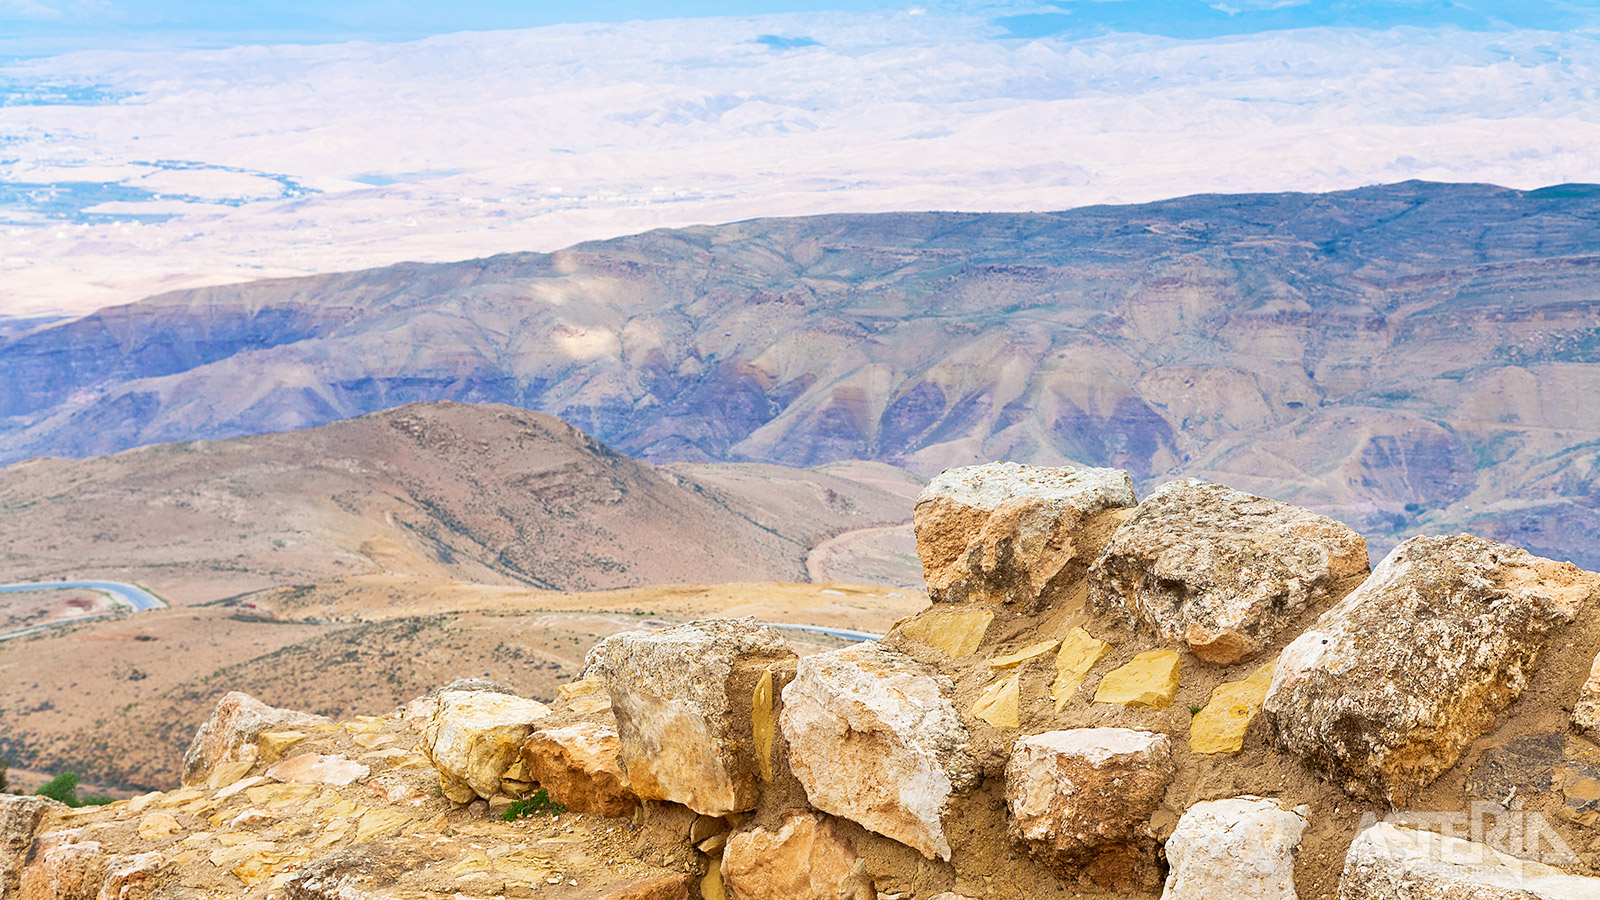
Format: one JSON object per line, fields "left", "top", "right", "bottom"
{"left": 1161, "top": 797, "right": 1307, "bottom": 900}
{"left": 913, "top": 461, "right": 1136, "bottom": 607}
{"left": 1339, "top": 821, "right": 1600, "bottom": 899}
{"left": 1090, "top": 479, "right": 1369, "bottom": 665}
{"left": 780, "top": 641, "right": 978, "bottom": 861}
{"left": 1263, "top": 534, "right": 1596, "bottom": 805}
{"left": 181, "top": 691, "right": 330, "bottom": 789}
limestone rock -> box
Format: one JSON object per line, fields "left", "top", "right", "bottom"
{"left": 585, "top": 618, "right": 795, "bottom": 817}
{"left": 421, "top": 689, "right": 551, "bottom": 802}
{"left": 1573, "top": 651, "right": 1600, "bottom": 738}
{"left": 1263, "top": 535, "right": 1595, "bottom": 805}
{"left": 18, "top": 829, "right": 107, "bottom": 900}
{"left": 2, "top": 795, "right": 64, "bottom": 898}
{"left": 520, "top": 722, "right": 637, "bottom": 817}
{"left": 599, "top": 874, "right": 693, "bottom": 899}
{"left": 1052, "top": 627, "right": 1111, "bottom": 711}
{"left": 136, "top": 812, "right": 180, "bottom": 841}
{"left": 181, "top": 691, "right": 330, "bottom": 788}
{"left": 100, "top": 852, "right": 164, "bottom": 900}
{"left": 780, "top": 642, "right": 978, "bottom": 861}
{"left": 1190, "top": 663, "right": 1275, "bottom": 755}
{"left": 1090, "top": 479, "right": 1369, "bottom": 665}
{"left": 1161, "top": 797, "right": 1306, "bottom": 900}
{"left": 893, "top": 609, "right": 993, "bottom": 658}
{"left": 1005, "top": 728, "right": 1175, "bottom": 892}
{"left": 1339, "top": 821, "right": 1600, "bottom": 899}
{"left": 265, "top": 753, "right": 370, "bottom": 786}
{"left": 1093, "top": 649, "right": 1180, "bottom": 709}
{"left": 970, "top": 671, "right": 1021, "bottom": 728}
{"left": 721, "top": 812, "right": 875, "bottom": 900}
{"left": 914, "top": 462, "right": 1137, "bottom": 607}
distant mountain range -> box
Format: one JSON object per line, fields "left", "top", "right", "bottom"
{"left": 2, "top": 181, "right": 1598, "bottom": 564}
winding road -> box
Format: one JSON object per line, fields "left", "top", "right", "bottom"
{"left": 0, "top": 580, "right": 167, "bottom": 641}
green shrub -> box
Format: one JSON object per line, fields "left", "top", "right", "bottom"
{"left": 36, "top": 771, "right": 83, "bottom": 806}
{"left": 501, "top": 788, "right": 566, "bottom": 820}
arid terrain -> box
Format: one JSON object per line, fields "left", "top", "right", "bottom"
{"left": 2, "top": 182, "right": 1597, "bottom": 565}
{"left": 0, "top": 402, "right": 923, "bottom": 606}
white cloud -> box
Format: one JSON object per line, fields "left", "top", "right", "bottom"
{"left": 0, "top": 0, "right": 65, "bottom": 21}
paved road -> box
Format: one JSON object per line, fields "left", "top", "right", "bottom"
{"left": 760, "top": 622, "right": 882, "bottom": 642}
{"left": 0, "top": 580, "right": 167, "bottom": 641}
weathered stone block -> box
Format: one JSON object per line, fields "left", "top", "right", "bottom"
{"left": 1263, "top": 535, "right": 1595, "bottom": 805}
{"left": 780, "top": 642, "right": 978, "bottom": 861}
{"left": 1090, "top": 479, "right": 1368, "bottom": 664}
{"left": 181, "top": 691, "right": 329, "bottom": 788}
{"left": 1093, "top": 649, "right": 1180, "bottom": 709}
{"left": 1161, "top": 797, "right": 1306, "bottom": 900}
{"left": 18, "top": 829, "right": 107, "bottom": 900}
{"left": 421, "top": 689, "right": 551, "bottom": 802}
{"left": 2, "top": 795, "right": 64, "bottom": 898}
{"left": 520, "top": 722, "right": 637, "bottom": 817}
{"left": 721, "top": 812, "right": 875, "bottom": 900}
{"left": 585, "top": 618, "right": 795, "bottom": 816}
{"left": 1005, "top": 727, "right": 1175, "bottom": 892}
{"left": 1190, "top": 663, "right": 1275, "bottom": 755}
{"left": 892, "top": 609, "right": 993, "bottom": 658}
{"left": 914, "top": 462, "right": 1136, "bottom": 607}
{"left": 1339, "top": 821, "right": 1600, "bottom": 899}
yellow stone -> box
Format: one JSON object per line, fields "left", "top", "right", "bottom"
{"left": 1093, "top": 649, "right": 1181, "bottom": 709}
{"left": 355, "top": 808, "right": 409, "bottom": 843}
{"left": 559, "top": 677, "right": 612, "bottom": 715}
{"left": 127, "top": 792, "right": 163, "bottom": 814}
{"left": 358, "top": 747, "right": 413, "bottom": 761}
{"left": 896, "top": 609, "right": 994, "bottom": 658}
{"left": 207, "top": 759, "right": 255, "bottom": 790}
{"left": 752, "top": 666, "right": 777, "bottom": 783}
{"left": 245, "top": 783, "right": 320, "bottom": 811}
{"left": 155, "top": 788, "right": 205, "bottom": 809}
{"left": 137, "top": 812, "right": 180, "bottom": 841}
{"left": 989, "top": 639, "right": 1062, "bottom": 669}
{"left": 343, "top": 716, "right": 387, "bottom": 734}
{"left": 1052, "top": 628, "right": 1112, "bottom": 712}
{"left": 257, "top": 731, "right": 308, "bottom": 764}
{"left": 701, "top": 856, "right": 727, "bottom": 900}
{"left": 234, "top": 851, "right": 277, "bottom": 886}
{"left": 353, "top": 733, "right": 395, "bottom": 750}
{"left": 320, "top": 798, "right": 361, "bottom": 821}
{"left": 970, "top": 671, "right": 1022, "bottom": 728}
{"left": 1190, "top": 663, "right": 1275, "bottom": 755}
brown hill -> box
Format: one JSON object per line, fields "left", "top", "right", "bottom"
{"left": 0, "top": 402, "right": 916, "bottom": 605}
{"left": 1, "top": 182, "right": 1597, "bottom": 564}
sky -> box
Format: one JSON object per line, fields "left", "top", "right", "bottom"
{"left": 2, "top": 1, "right": 1598, "bottom": 316}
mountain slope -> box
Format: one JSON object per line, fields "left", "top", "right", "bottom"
{"left": 2, "top": 181, "right": 1598, "bottom": 562}
{"left": 0, "top": 402, "right": 913, "bottom": 604}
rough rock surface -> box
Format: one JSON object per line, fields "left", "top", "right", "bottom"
{"left": 1161, "top": 797, "right": 1307, "bottom": 900}
{"left": 265, "top": 753, "right": 370, "bottom": 786}
{"left": 17, "top": 829, "right": 109, "bottom": 900}
{"left": 1090, "top": 479, "right": 1369, "bottom": 665}
{"left": 1263, "top": 535, "right": 1594, "bottom": 805}
{"left": 780, "top": 641, "right": 978, "bottom": 861}
{"left": 3, "top": 795, "right": 64, "bottom": 898}
{"left": 720, "top": 812, "right": 875, "bottom": 900}
{"left": 1005, "top": 727, "right": 1175, "bottom": 891}
{"left": 893, "top": 609, "right": 993, "bottom": 658}
{"left": 1339, "top": 821, "right": 1600, "bottom": 899}
{"left": 1190, "top": 663, "right": 1275, "bottom": 755}
{"left": 181, "top": 691, "right": 330, "bottom": 788}
{"left": 1093, "top": 649, "right": 1180, "bottom": 709}
{"left": 421, "top": 689, "right": 552, "bottom": 802}
{"left": 520, "top": 722, "right": 637, "bottom": 817}
{"left": 585, "top": 618, "right": 795, "bottom": 817}
{"left": 914, "top": 462, "right": 1136, "bottom": 607}
{"left": 1573, "top": 651, "right": 1600, "bottom": 739}
{"left": 1052, "top": 627, "right": 1112, "bottom": 711}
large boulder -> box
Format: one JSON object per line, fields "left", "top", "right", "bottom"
{"left": 780, "top": 642, "right": 978, "bottom": 861}
{"left": 1262, "top": 535, "right": 1595, "bottom": 805}
{"left": 1160, "top": 797, "right": 1307, "bottom": 900}
{"left": 914, "top": 462, "right": 1136, "bottom": 607}
{"left": 1005, "top": 727, "right": 1175, "bottom": 892}
{"left": 1339, "top": 821, "right": 1600, "bottom": 899}
{"left": 585, "top": 618, "right": 795, "bottom": 817}
{"left": 1090, "top": 479, "right": 1368, "bottom": 664}
{"left": 2, "top": 795, "right": 64, "bottom": 898}
{"left": 720, "top": 812, "right": 875, "bottom": 900}
{"left": 181, "top": 691, "right": 330, "bottom": 788}
{"left": 520, "top": 722, "right": 637, "bottom": 817}
{"left": 421, "top": 689, "right": 552, "bottom": 802}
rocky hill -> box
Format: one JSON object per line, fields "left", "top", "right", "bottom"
{"left": 2, "top": 181, "right": 1599, "bottom": 566}
{"left": 6, "top": 461, "right": 1599, "bottom": 900}
{"left": 0, "top": 401, "right": 918, "bottom": 605}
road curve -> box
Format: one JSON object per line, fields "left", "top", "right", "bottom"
{"left": 0, "top": 580, "right": 167, "bottom": 641}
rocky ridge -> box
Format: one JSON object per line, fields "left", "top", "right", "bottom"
{"left": 8, "top": 461, "right": 1600, "bottom": 899}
